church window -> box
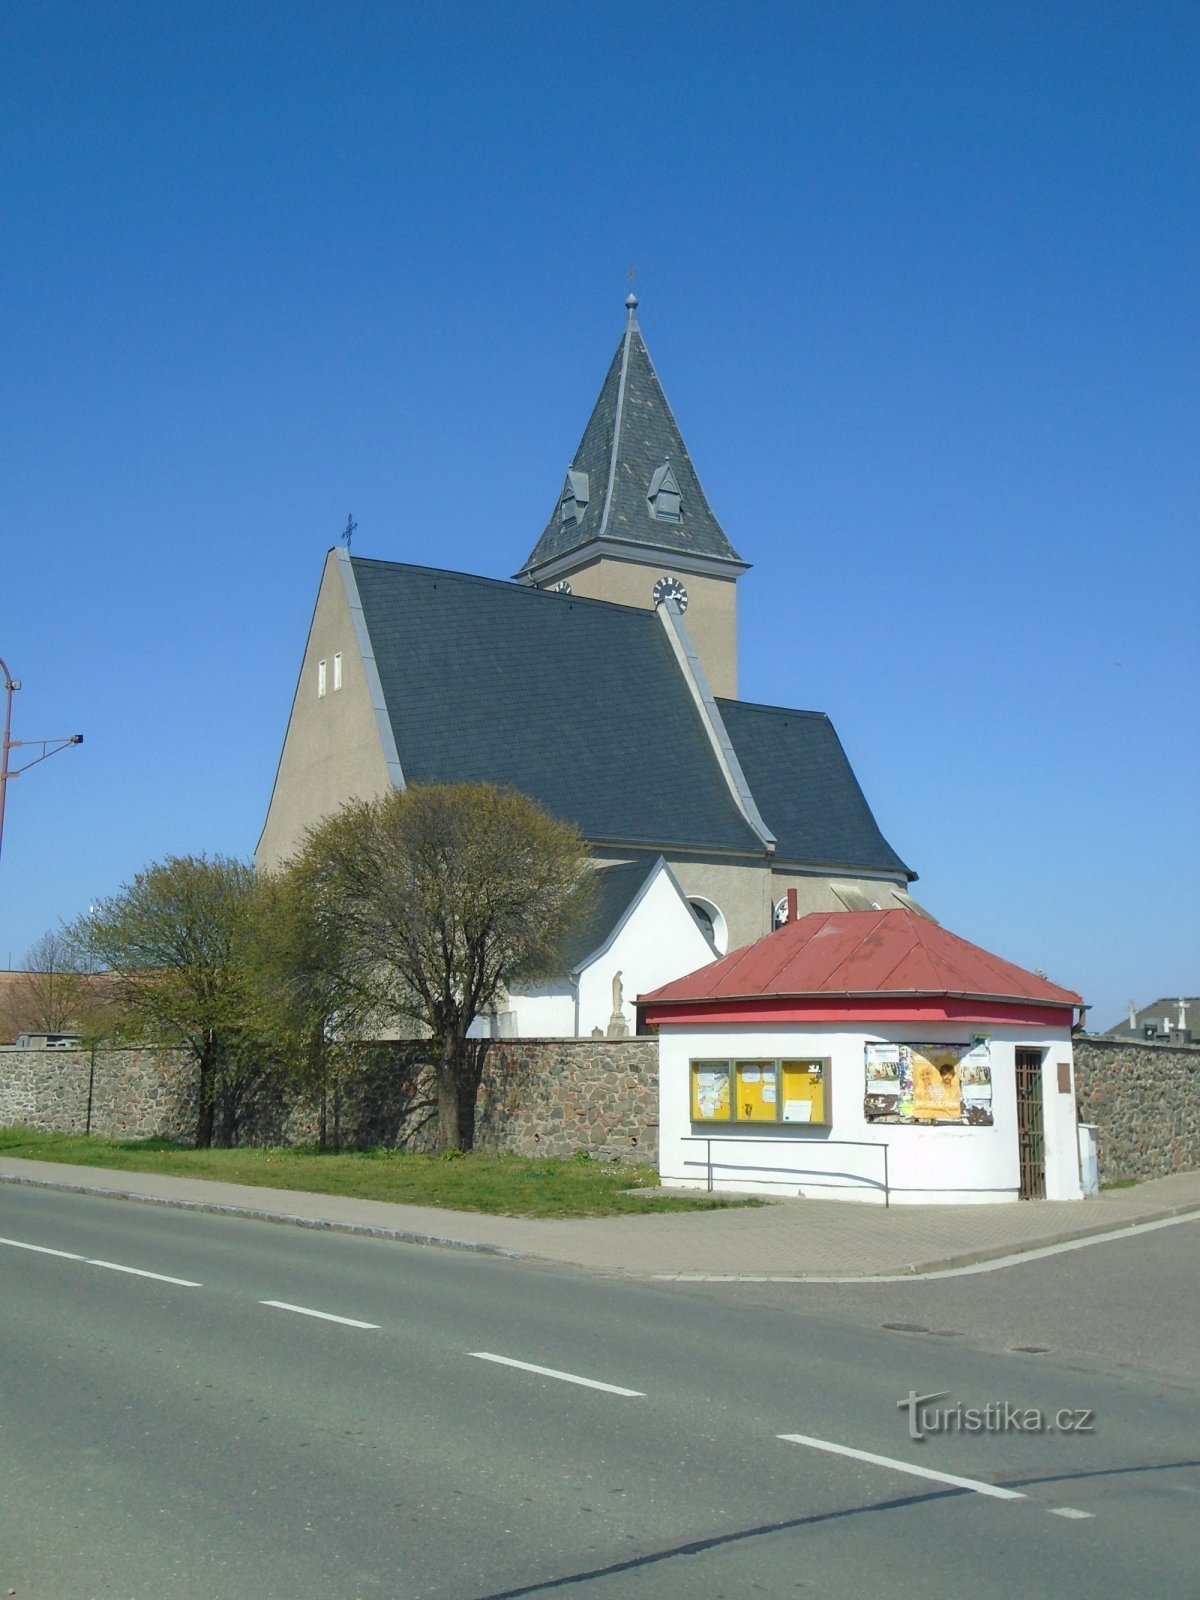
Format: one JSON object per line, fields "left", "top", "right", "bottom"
{"left": 317, "top": 659, "right": 327, "bottom": 698}
{"left": 333, "top": 651, "right": 343, "bottom": 691}
{"left": 648, "top": 463, "right": 682, "bottom": 521}
{"left": 689, "top": 896, "right": 727, "bottom": 954}
{"left": 559, "top": 468, "right": 589, "bottom": 526}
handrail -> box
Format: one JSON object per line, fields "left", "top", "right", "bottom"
{"left": 679, "top": 1134, "right": 890, "bottom": 1207}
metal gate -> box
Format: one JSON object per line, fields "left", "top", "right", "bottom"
{"left": 1015, "top": 1048, "right": 1045, "bottom": 1199}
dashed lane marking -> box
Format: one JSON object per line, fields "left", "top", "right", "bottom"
{"left": 0, "top": 1234, "right": 200, "bottom": 1285}
{"left": 260, "top": 1299, "right": 380, "bottom": 1329}
{"left": 470, "top": 1351, "right": 644, "bottom": 1396}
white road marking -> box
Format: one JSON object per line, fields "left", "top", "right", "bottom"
{"left": 260, "top": 1299, "right": 379, "bottom": 1329}
{"left": 470, "top": 1351, "right": 645, "bottom": 1397}
{"left": 0, "top": 1235, "right": 86, "bottom": 1261}
{"left": 1, "top": 1234, "right": 199, "bottom": 1284}
{"left": 659, "top": 1210, "right": 1200, "bottom": 1283}
{"left": 778, "top": 1432, "right": 1026, "bottom": 1501}
{"left": 87, "top": 1258, "right": 202, "bottom": 1287}
{"left": 1049, "top": 1507, "right": 1094, "bottom": 1519}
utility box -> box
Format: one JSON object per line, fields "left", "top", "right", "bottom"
{"left": 1077, "top": 1123, "right": 1099, "bottom": 1196}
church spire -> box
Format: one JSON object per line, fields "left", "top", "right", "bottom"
{"left": 515, "top": 298, "right": 747, "bottom": 584}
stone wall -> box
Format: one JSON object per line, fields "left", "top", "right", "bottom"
{"left": 1074, "top": 1036, "right": 1200, "bottom": 1182}
{"left": 0, "top": 1045, "right": 197, "bottom": 1140}
{"left": 0, "top": 1038, "right": 660, "bottom": 1162}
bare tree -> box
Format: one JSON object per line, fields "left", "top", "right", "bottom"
{"left": 1, "top": 929, "right": 93, "bottom": 1038}
{"left": 293, "top": 784, "right": 592, "bottom": 1151}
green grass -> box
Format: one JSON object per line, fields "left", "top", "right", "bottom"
{"left": 0, "top": 1128, "right": 761, "bottom": 1219}
{"left": 1100, "top": 1177, "right": 1139, "bottom": 1191}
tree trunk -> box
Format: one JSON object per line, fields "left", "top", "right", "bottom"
{"left": 436, "top": 1034, "right": 466, "bottom": 1152}
{"left": 195, "top": 1050, "right": 215, "bottom": 1149}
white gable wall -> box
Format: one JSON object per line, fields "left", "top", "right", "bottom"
{"left": 578, "top": 867, "right": 716, "bottom": 1037}
{"left": 471, "top": 864, "right": 717, "bottom": 1039}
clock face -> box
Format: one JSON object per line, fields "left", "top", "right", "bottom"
{"left": 652, "top": 575, "right": 689, "bottom": 612}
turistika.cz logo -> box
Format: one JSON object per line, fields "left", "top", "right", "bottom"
{"left": 898, "top": 1390, "right": 1095, "bottom": 1442}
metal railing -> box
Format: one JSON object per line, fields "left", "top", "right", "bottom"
{"left": 680, "top": 1134, "right": 890, "bottom": 1206}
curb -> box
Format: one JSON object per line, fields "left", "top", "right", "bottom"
{"left": 653, "top": 1203, "right": 1200, "bottom": 1282}
{"left": 0, "top": 1172, "right": 525, "bottom": 1260}
{"left": 3, "top": 1167, "right": 1198, "bottom": 1281}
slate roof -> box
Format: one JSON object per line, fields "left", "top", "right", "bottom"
{"left": 559, "top": 856, "right": 661, "bottom": 971}
{"left": 516, "top": 303, "right": 746, "bottom": 579}
{"left": 642, "top": 909, "right": 1083, "bottom": 1010}
{"left": 1097, "top": 998, "right": 1199, "bottom": 1041}
{"left": 717, "top": 699, "right": 913, "bottom": 879}
{"left": 350, "top": 559, "right": 764, "bottom": 854}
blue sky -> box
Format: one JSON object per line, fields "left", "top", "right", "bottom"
{"left": 2, "top": 1, "right": 1196, "bottom": 1029}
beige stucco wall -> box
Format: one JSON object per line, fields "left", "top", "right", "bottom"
{"left": 558, "top": 556, "right": 739, "bottom": 698}
{"left": 661, "top": 859, "right": 911, "bottom": 955}
{"left": 256, "top": 550, "right": 394, "bottom": 873}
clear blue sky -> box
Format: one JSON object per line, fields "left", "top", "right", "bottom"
{"left": 2, "top": 1, "right": 1196, "bottom": 1030}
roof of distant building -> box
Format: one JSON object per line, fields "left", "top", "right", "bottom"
{"left": 1097, "top": 997, "right": 1199, "bottom": 1040}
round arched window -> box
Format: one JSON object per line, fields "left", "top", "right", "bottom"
{"left": 689, "top": 897, "right": 728, "bottom": 954}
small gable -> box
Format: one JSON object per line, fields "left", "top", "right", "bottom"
{"left": 647, "top": 462, "right": 682, "bottom": 522}
{"left": 559, "top": 468, "right": 589, "bottom": 526}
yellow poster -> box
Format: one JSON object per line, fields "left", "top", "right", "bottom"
{"left": 691, "top": 1062, "right": 731, "bottom": 1121}
{"left": 909, "top": 1047, "right": 962, "bottom": 1121}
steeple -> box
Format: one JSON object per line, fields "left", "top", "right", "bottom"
{"left": 516, "top": 298, "right": 747, "bottom": 583}
{"left": 515, "top": 299, "right": 747, "bottom": 697}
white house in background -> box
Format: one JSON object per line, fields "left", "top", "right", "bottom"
{"left": 641, "top": 904, "right": 1087, "bottom": 1205}
{"left": 471, "top": 856, "right": 718, "bottom": 1040}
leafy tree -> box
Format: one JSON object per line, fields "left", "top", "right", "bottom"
{"left": 294, "top": 783, "right": 592, "bottom": 1151}
{"left": 245, "top": 866, "right": 360, "bottom": 1149}
{"left": 73, "top": 854, "right": 264, "bottom": 1147}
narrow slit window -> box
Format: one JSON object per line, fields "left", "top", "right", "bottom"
{"left": 317, "top": 659, "right": 327, "bottom": 698}
{"left": 333, "top": 651, "right": 343, "bottom": 691}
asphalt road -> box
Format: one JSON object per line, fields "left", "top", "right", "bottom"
{"left": 2, "top": 1185, "right": 1197, "bottom": 1599}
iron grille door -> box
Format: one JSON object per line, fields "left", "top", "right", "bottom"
{"left": 1015, "top": 1048, "right": 1046, "bottom": 1199}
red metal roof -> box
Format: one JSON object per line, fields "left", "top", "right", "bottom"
{"left": 640, "top": 909, "right": 1083, "bottom": 1012}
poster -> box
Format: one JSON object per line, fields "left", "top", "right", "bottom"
{"left": 693, "top": 1064, "right": 731, "bottom": 1121}
{"left": 864, "top": 1041, "right": 993, "bottom": 1125}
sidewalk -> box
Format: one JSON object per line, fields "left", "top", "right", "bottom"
{"left": 1, "top": 1155, "right": 1198, "bottom": 1280}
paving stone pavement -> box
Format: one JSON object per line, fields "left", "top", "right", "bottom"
{"left": 2, "top": 1156, "right": 1198, "bottom": 1279}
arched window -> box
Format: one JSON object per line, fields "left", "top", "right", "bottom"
{"left": 689, "top": 896, "right": 728, "bottom": 954}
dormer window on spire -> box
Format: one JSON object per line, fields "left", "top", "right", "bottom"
{"left": 647, "top": 463, "right": 682, "bottom": 522}
{"left": 559, "top": 469, "right": 589, "bottom": 526}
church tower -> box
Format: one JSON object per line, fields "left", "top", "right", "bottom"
{"left": 515, "top": 296, "right": 748, "bottom": 698}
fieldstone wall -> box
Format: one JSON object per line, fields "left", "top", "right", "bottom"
{"left": 474, "top": 1039, "right": 658, "bottom": 1161}
{"left": 1074, "top": 1036, "right": 1200, "bottom": 1182}
{"left": 0, "top": 1037, "right": 660, "bottom": 1162}
{"left": 0, "top": 1045, "right": 196, "bottom": 1140}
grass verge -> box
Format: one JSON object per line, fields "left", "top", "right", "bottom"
{"left": 0, "top": 1128, "right": 761, "bottom": 1220}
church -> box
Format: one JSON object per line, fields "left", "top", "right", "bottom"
{"left": 256, "top": 296, "right": 922, "bottom": 1036}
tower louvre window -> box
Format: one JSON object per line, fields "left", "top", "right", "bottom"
{"left": 559, "top": 468, "right": 589, "bottom": 526}
{"left": 647, "top": 463, "right": 682, "bottom": 521}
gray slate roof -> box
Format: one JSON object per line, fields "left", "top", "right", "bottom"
{"left": 1098, "top": 998, "right": 1198, "bottom": 1040}
{"left": 516, "top": 308, "right": 745, "bottom": 579}
{"left": 351, "top": 559, "right": 764, "bottom": 854}
{"left": 716, "top": 699, "right": 914, "bottom": 880}
{"left": 559, "top": 856, "right": 661, "bottom": 971}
